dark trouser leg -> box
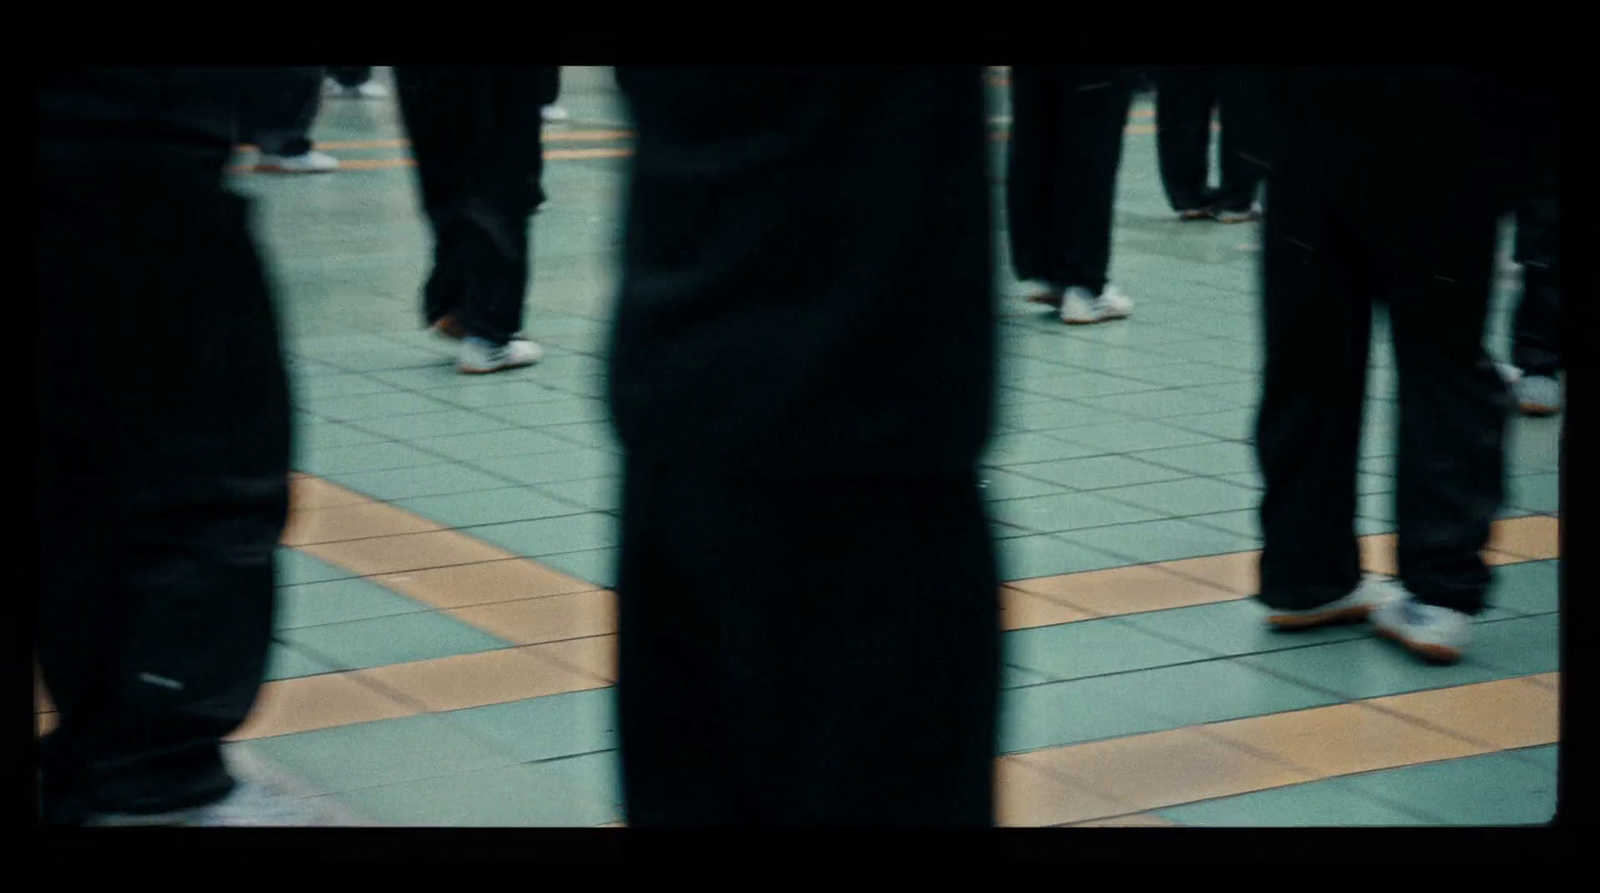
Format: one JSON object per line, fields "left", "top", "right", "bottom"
{"left": 1155, "top": 68, "right": 1217, "bottom": 212}
{"left": 36, "top": 139, "right": 289, "bottom": 823}
{"left": 240, "top": 66, "right": 324, "bottom": 157}
{"left": 328, "top": 66, "right": 372, "bottom": 88}
{"left": 1005, "top": 66, "right": 1058, "bottom": 285}
{"left": 395, "top": 66, "right": 545, "bottom": 345}
{"left": 1255, "top": 159, "right": 1373, "bottom": 611}
{"left": 1049, "top": 67, "right": 1132, "bottom": 293}
{"left": 1207, "top": 70, "right": 1276, "bottom": 213}
{"left": 617, "top": 464, "right": 1000, "bottom": 827}
{"left": 1511, "top": 190, "right": 1562, "bottom": 376}
{"left": 1378, "top": 176, "right": 1507, "bottom": 616}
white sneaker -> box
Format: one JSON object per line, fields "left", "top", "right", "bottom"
{"left": 1496, "top": 362, "right": 1523, "bottom": 385}
{"left": 325, "top": 79, "right": 389, "bottom": 99}
{"left": 1516, "top": 374, "right": 1562, "bottom": 417}
{"left": 1216, "top": 207, "right": 1261, "bottom": 224}
{"left": 1265, "top": 574, "right": 1405, "bottom": 631}
{"left": 460, "top": 337, "right": 543, "bottom": 374}
{"left": 258, "top": 150, "right": 340, "bottom": 174}
{"left": 1060, "top": 285, "right": 1133, "bottom": 325}
{"left": 542, "top": 105, "right": 570, "bottom": 123}
{"left": 1371, "top": 594, "right": 1473, "bottom": 664}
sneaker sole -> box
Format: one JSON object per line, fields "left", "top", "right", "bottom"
{"left": 1266, "top": 604, "right": 1373, "bottom": 630}
{"left": 459, "top": 362, "right": 537, "bottom": 375}
{"left": 1374, "top": 625, "right": 1463, "bottom": 664}
{"left": 1519, "top": 402, "right": 1560, "bottom": 417}
{"left": 1026, "top": 292, "right": 1063, "bottom": 308}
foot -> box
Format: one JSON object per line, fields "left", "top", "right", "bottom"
{"left": 1178, "top": 208, "right": 1215, "bottom": 221}
{"left": 430, "top": 315, "right": 467, "bottom": 341}
{"left": 1060, "top": 285, "right": 1133, "bottom": 325}
{"left": 325, "top": 79, "right": 389, "bottom": 99}
{"left": 1371, "top": 594, "right": 1473, "bottom": 664}
{"left": 1515, "top": 374, "right": 1562, "bottom": 417}
{"left": 459, "top": 336, "right": 543, "bottom": 374}
{"left": 1215, "top": 207, "right": 1261, "bottom": 224}
{"left": 85, "top": 780, "right": 334, "bottom": 827}
{"left": 1496, "top": 362, "right": 1523, "bottom": 385}
{"left": 541, "top": 105, "right": 570, "bottom": 123}
{"left": 257, "top": 150, "right": 339, "bottom": 174}
{"left": 1264, "top": 574, "right": 1405, "bottom": 631}
{"left": 1022, "top": 282, "right": 1064, "bottom": 308}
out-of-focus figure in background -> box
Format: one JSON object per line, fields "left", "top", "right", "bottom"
{"left": 36, "top": 67, "right": 310, "bottom": 825}
{"left": 325, "top": 66, "right": 390, "bottom": 100}
{"left": 242, "top": 65, "right": 339, "bottom": 174}
{"left": 1503, "top": 183, "right": 1563, "bottom": 416}
{"left": 609, "top": 67, "right": 1000, "bottom": 827}
{"left": 1252, "top": 67, "right": 1559, "bottom": 665}
{"left": 1154, "top": 66, "right": 1273, "bottom": 223}
{"left": 1008, "top": 65, "right": 1136, "bottom": 325}
{"left": 394, "top": 66, "right": 559, "bottom": 374}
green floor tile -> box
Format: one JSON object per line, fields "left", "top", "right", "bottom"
{"left": 1063, "top": 518, "right": 1258, "bottom": 563}
{"left": 244, "top": 713, "right": 518, "bottom": 795}
{"left": 1489, "top": 560, "right": 1559, "bottom": 616}
{"left": 538, "top": 476, "right": 623, "bottom": 513}
{"left": 1119, "top": 598, "right": 1371, "bottom": 658}
{"left": 281, "top": 611, "right": 509, "bottom": 670}
{"left": 350, "top": 409, "right": 517, "bottom": 440}
{"left": 1337, "top": 752, "right": 1557, "bottom": 825}
{"left": 276, "top": 549, "right": 353, "bottom": 585}
{"left": 444, "top": 689, "right": 617, "bottom": 763}
{"left": 538, "top": 548, "right": 619, "bottom": 589}
{"left": 1239, "top": 636, "right": 1502, "bottom": 700}
{"left": 1051, "top": 419, "right": 1220, "bottom": 453}
{"left": 979, "top": 469, "right": 1072, "bottom": 503}
{"left": 1469, "top": 614, "right": 1560, "bottom": 676}
{"left": 997, "top": 534, "right": 1131, "bottom": 581}
{"left": 1100, "top": 658, "right": 1343, "bottom": 729}
{"left": 1115, "top": 361, "right": 1254, "bottom": 389}
{"left": 264, "top": 644, "right": 335, "bottom": 680}
{"left": 542, "top": 421, "right": 622, "bottom": 451}
{"left": 1505, "top": 418, "right": 1562, "bottom": 474}
{"left": 470, "top": 512, "right": 618, "bottom": 557}
{"left": 1189, "top": 509, "right": 1263, "bottom": 540}
{"left": 1004, "top": 617, "right": 1213, "bottom": 681}
{"left": 481, "top": 398, "right": 611, "bottom": 428}
{"left": 473, "top": 449, "right": 620, "bottom": 485}
{"left": 1000, "top": 675, "right": 1175, "bottom": 753}
{"left": 326, "top": 463, "right": 511, "bottom": 501}
{"left": 1131, "top": 441, "right": 1258, "bottom": 477}
{"left": 1508, "top": 472, "right": 1560, "bottom": 513}
{"left": 296, "top": 421, "right": 392, "bottom": 451}
{"left": 1008, "top": 454, "right": 1192, "bottom": 490}
{"left": 1166, "top": 408, "right": 1255, "bottom": 441}
{"left": 982, "top": 431, "right": 1105, "bottom": 466}
{"left": 277, "top": 577, "right": 431, "bottom": 629}
{"left": 1158, "top": 777, "right": 1434, "bottom": 826}
{"left": 427, "top": 379, "right": 572, "bottom": 409}
{"left": 410, "top": 429, "right": 580, "bottom": 462}
{"left": 394, "top": 487, "right": 584, "bottom": 529}
{"left": 313, "top": 390, "right": 457, "bottom": 421}
{"left": 294, "top": 372, "right": 398, "bottom": 402}
{"left": 1178, "top": 382, "right": 1260, "bottom": 408}
{"left": 328, "top": 752, "right": 620, "bottom": 827}
{"left": 1075, "top": 388, "right": 1239, "bottom": 420}
{"left": 1012, "top": 370, "right": 1164, "bottom": 400}
{"left": 298, "top": 441, "right": 441, "bottom": 476}
{"left": 1002, "top": 664, "right": 1052, "bottom": 689}
{"left": 1097, "top": 477, "right": 1259, "bottom": 516}
{"left": 1509, "top": 745, "right": 1558, "bottom": 773}
{"left": 988, "top": 490, "right": 1165, "bottom": 534}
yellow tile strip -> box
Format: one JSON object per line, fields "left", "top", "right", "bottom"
{"left": 1000, "top": 673, "right": 1559, "bottom": 827}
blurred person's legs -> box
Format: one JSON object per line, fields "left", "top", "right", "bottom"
{"left": 243, "top": 66, "right": 338, "bottom": 173}
{"left": 1510, "top": 187, "right": 1562, "bottom": 415}
{"left": 1155, "top": 67, "right": 1218, "bottom": 218}
{"left": 37, "top": 127, "right": 291, "bottom": 824}
{"left": 1206, "top": 70, "right": 1276, "bottom": 222}
{"left": 610, "top": 67, "right": 999, "bottom": 827}
{"left": 617, "top": 469, "right": 999, "bottom": 826}
{"left": 326, "top": 65, "right": 388, "bottom": 99}
{"left": 1009, "top": 66, "right": 1134, "bottom": 323}
{"left": 394, "top": 66, "right": 556, "bottom": 373}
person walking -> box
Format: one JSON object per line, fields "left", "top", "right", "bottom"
{"left": 241, "top": 65, "right": 339, "bottom": 173}
{"left": 1008, "top": 65, "right": 1136, "bottom": 325}
{"left": 325, "top": 66, "right": 389, "bottom": 99}
{"left": 608, "top": 66, "right": 1000, "bottom": 827}
{"left": 1503, "top": 183, "right": 1563, "bottom": 416}
{"left": 393, "top": 66, "right": 559, "bottom": 374}
{"left": 1252, "top": 67, "right": 1558, "bottom": 664}
{"left": 36, "top": 67, "right": 310, "bottom": 825}
{"left": 1154, "top": 66, "right": 1273, "bottom": 223}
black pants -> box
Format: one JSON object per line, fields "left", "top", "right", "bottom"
{"left": 36, "top": 139, "right": 290, "bottom": 824}
{"left": 328, "top": 66, "right": 372, "bottom": 88}
{"left": 1006, "top": 66, "right": 1132, "bottom": 293}
{"left": 394, "top": 67, "right": 556, "bottom": 345}
{"left": 1155, "top": 68, "right": 1274, "bottom": 214}
{"left": 1512, "top": 187, "right": 1562, "bottom": 376}
{"left": 1255, "top": 148, "right": 1510, "bottom": 616}
{"left": 238, "top": 66, "right": 323, "bottom": 157}
{"left": 615, "top": 465, "right": 1000, "bottom": 826}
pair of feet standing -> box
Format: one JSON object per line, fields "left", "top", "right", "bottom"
{"left": 430, "top": 314, "right": 543, "bottom": 375}
{"left": 1269, "top": 574, "right": 1477, "bottom": 665}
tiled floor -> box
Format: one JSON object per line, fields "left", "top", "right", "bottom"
{"left": 36, "top": 68, "right": 1562, "bottom": 827}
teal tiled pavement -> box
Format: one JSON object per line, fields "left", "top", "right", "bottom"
{"left": 280, "top": 612, "right": 510, "bottom": 671}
